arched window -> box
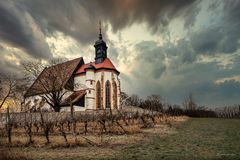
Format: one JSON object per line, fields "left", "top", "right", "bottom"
{"left": 105, "top": 81, "right": 111, "bottom": 109}
{"left": 96, "top": 81, "right": 101, "bottom": 109}
{"left": 113, "top": 81, "right": 117, "bottom": 108}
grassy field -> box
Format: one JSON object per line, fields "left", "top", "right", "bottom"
{"left": 114, "top": 118, "right": 240, "bottom": 160}
{"left": 1, "top": 118, "right": 240, "bottom": 160}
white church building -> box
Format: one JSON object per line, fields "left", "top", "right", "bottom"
{"left": 24, "top": 27, "right": 121, "bottom": 111}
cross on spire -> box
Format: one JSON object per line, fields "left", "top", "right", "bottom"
{"left": 99, "top": 21, "right": 101, "bottom": 34}
{"left": 99, "top": 21, "right": 102, "bottom": 40}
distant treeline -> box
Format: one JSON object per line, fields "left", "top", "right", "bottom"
{"left": 165, "top": 105, "right": 240, "bottom": 118}
{"left": 122, "top": 93, "right": 240, "bottom": 118}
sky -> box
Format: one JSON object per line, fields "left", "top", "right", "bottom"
{"left": 0, "top": 0, "right": 240, "bottom": 107}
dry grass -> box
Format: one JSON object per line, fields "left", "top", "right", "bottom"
{"left": 0, "top": 148, "right": 31, "bottom": 160}
{"left": 115, "top": 117, "right": 240, "bottom": 160}
{"left": 0, "top": 116, "right": 188, "bottom": 160}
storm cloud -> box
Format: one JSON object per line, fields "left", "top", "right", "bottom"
{"left": 190, "top": 0, "right": 240, "bottom": 55}
{"left": 0, "top": 0, "right": 240, "bottom": 107}
{"left": 17, "top": 0, "right": 199, "bottom": 44}
{"left": 0, "top": 1, "right": 51, "bottom": 59}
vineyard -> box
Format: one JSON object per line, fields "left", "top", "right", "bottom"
{"left": 0, "top": 107, "right": 175, "bottom": 147}
{"left": 1, "top": 107, "right": 239, "bottom": 160}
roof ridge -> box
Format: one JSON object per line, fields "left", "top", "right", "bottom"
{"left": 48, "top": 57, "right": 82, "bottom": 68}
{"left": 25, "top": 57, "right": 84, "bottom": 97}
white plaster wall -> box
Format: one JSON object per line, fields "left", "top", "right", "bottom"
{"left": 25, "top": 95, "right": 51, "bottom": 111}
{"left": 94, "top": 71, "right": 121, "bottom": 109}
{"left": 74, "top": 75, "right": 87, "bottom": 90}
{"left": 85, "top": 70, "right": 95, "bottom": 110}
{"left": 61, "top": 106, "right": 85, "bottom": 112}
{"left": 25, "top": 89, "right": 74, "bottom": 111}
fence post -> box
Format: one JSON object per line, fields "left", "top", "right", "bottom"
{"left": 70, "top": 101, "right": 78, "bottom": 144}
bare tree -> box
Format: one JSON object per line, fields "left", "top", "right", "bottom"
{"left": 183, "top": 93, "right": 197, "bottom": 110}
{"left": 22, "top": 58, "right": 82, "bottom": 112}
{"left": 128, "top": 94, "right": 141, "bottom": 107}
{"left": 120, "top": 92, "right": 129, "bottom": 106}
{"left": 22, "top": 60, "right": 46, "bottom": 81}
{"left": 140, "top": 95, "right": 163, "bottom": 112}
{"left": 24, "top": 113, "right": 33, "bottom": 144}
{"left": 40, "top": 111, "right": 52, "bottom": 144}
{"left": 215, "top": 105, "right": 240, "bottom": 118}
{"left": 0, "top": 74, "right": 17, "bottom": 110}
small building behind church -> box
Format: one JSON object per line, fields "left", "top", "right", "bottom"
{"left": 24, "top": 28, "right": 121, "bottom": 111}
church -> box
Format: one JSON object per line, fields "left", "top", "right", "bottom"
{"left": 24, "top": 26, "right": 121, "bottom": 111}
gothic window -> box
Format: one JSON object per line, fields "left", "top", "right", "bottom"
{"left": 113, "top": 81, "right": 117, "bottom": 108}
{"left": 105, "top": 81, "right": 111, "bottom": 109}
{"left": 96, "top": 81, "right": 101, "bottom": 109}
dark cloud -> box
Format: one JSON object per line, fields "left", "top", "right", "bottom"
{"left": 17, "top": 0, "right": 198, "bottom": 44}
{"left": 167, "top": 39, "right": 197, "bottom": 67}
{"left": 183, "top": 3, "right": 201, "bottom": 29}
{"left": 190, "top": 1, "right": 240, "bottom": 55}
{"left": 164, "top": 59, "right": 240, "bottom": 107}
{"left": 132, "top": 38, "right": 197, "bottom": 79}
{"left": 196, "top": 81, "right": 240, "bottom": 106}
{"left": 129, "top": 38, "right": 198, "bottom": 80}
{"left": 133, "top": 41, "right": 166, "bottom": 79}
{"left": 190, "top": 26, "right": 223, "bottom": 54}
{"left": 18, "top": 0, "right": 102, "bottom": 45}
{"left": 1, "top": 0, "right": 240, "bottom": 107}
{"left": 219, "top": 0, "right": 240, "bottom": 53}
{"left": 0, "top": 45, "right": 29, "bottom": 76}
{"left": 120, "top": 36, "right": 240, "bottom": 106}
{"left": 0, "top": 56, "right": 21, "bottom": 77}
{"left": 0, "top": 1, "right": 51, "bottom": 59}
{"left": 0, "top": 62, "right": 20, "bottom": 76}
{"left": 0, "top": 0, "right": 200, "bottom": 61}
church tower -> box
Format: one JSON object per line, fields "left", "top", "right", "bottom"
{"left": 94, "top": 22, "right": 108, "bottom": 64}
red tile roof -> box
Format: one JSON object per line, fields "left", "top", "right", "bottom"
{"left": 76, "top": 58, "right": 119, "bottom": 74}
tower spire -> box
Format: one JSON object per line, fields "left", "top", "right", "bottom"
{"left": 99, "top": 21, "right": 102, "bottom": 40}
{"left": 94, "top": 20, "right": 107, "bottom": 64}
